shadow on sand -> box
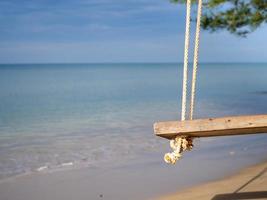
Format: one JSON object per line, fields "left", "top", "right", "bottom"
{"left": 212, "top": 191, "right": 267, "bottom": 200}
{"left": 211, "top": 167, "right": 267, "bottom": 200}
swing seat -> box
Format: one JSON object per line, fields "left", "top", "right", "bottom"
{"left": 154, "top": 114, "right": 267, "bottom": 140}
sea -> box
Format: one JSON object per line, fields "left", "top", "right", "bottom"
{"left": 0, "top": 63, "right": 267, "bottom": 181}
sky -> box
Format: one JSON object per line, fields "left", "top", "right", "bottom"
{"left": 0, "top": 0, "right": 266, "bottom": 63}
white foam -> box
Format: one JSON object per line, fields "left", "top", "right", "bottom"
{"left": 36, "top": 166, "right": 48, "bottom": 172}
{"left": 61, "top": 162, "right": 73, "bottom": 167}
{"left": 229, "top": 151, "right": 235, "bottom": 156}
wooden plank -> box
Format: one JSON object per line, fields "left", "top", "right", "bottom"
{"left": 154, "top": 115, "right": 267, "bottom": 139}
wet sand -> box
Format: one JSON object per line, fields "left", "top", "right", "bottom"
{"left": 156, "top": 161, "right": 267, "bottom": 200}
{"left": 0, "top": 136, "right": 267, "bottom": 200}
{"left": 0, "top": 159, "right": 267, "bottom": 200}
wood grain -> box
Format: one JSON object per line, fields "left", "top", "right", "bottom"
{"left": 154, "top": 115, "right": 267, "bottom": 139}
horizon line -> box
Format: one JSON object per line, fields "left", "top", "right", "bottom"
{"left": 0, "top": 61, "right": 267, "bottom": 65}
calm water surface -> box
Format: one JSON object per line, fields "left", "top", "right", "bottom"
{"left": 0, "top": 63, "right": 267, "bottom": 180}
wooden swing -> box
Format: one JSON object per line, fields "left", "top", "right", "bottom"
{"left": 153, "top": 0, "right": 267, "bottom": 164}
{"left": 154, "top": 115, "right": 267, "bottom": 139}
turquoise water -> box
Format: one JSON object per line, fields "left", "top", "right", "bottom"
{"left": 0, "top": 63, "right": 267, "bottom": 179}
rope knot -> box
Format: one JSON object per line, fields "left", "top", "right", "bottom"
{"left": 164, "top": 136, "right": 193, "bottom": 164}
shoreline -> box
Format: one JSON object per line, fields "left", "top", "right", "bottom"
{"left": 0, "top": 157, "right": 267, "bottom": 200}
{"left": 155, "top": 160, "right": 267, "bottom": 200}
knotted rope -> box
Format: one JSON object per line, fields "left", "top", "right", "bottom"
{"left": 165, "top": 0, "right": 202, "bottom": 164}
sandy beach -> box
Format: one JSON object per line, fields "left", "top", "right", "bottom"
{"left": 157, "top": 161, "right": 267, "bottom": 200}
{"left": 0, "top": 158, "right": 266, "bottom": 200}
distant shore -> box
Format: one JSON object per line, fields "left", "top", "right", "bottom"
{"left": 156, "top": 160, "right": 267, "bottom": 200}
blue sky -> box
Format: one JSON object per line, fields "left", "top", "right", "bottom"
{"left": 0, "top": 0, "right": 266, "bottom": 63}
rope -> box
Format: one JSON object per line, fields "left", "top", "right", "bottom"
{"left": 181, "top": 0, "right": 192, "bottom": 121}
{"left": 190, "top": 0, "right": 202, "bottom": 120}
{"left": 164, "top": 136, "right": 193, "bottom": 164}
{"left": 164, "top": 0, "right": 202, "bottom": 164}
